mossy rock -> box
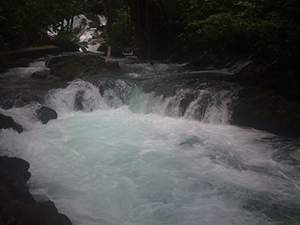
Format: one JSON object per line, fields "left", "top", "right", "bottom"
{"left": 48, "top": 54, "right": 120, "bottom": 81}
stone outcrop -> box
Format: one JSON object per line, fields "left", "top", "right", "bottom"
{"left": 47, "top": 54, "right": 120, "bottom": 81}
{"left": 231, "top": 87, "right": 300, "bottom": 137}
{"left": 0, "top": 156, "right": 72, "bottom": 225}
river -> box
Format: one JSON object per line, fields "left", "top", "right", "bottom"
{"left": 1, "top": 57, "right": 300, "bottom": 225}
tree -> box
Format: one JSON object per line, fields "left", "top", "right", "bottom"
{"left": 0, "top": 0, "right": 84, "bottom": 51}
{"left": 122, "top": 0, "right": 178, "bottom": 61}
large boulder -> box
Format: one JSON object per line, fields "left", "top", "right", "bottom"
{"left": 36, "top": 106, "right": 58, "bottom": 124}
{"left": 0, "top": 156, "right": 72, "bottom": 225}
{"left": 0, "top": 113, "right": 23, "bottom": 133}
{"left": 231, "top": 87, "right": 300, "bottom": 137}
{"left": 47, "top": 54, "right": 120, "bottom": 81}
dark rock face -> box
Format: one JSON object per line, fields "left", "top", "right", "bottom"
{"left": 36, "top": 106, "right": 58, "bottom": 124}
{"left": 47, "top": 54, "right": 120, "bottom": 81}
{"left": 0, "top": 113, "right": 23, "bottom": 133}
{"left": 231, "top": 87, "right": 300, "bottom": 137}
{"left": 0, "top": 156, "right": 72, "bottom": 225}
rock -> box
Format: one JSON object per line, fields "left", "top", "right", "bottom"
{"left": 180, "top": 93, "right": 195, "bottom": 116}
{"left": 21, "top": 201, "right": 72, "bottom": 225}
{"left": 54, "top": 39, "right": 79, "bottom": 52}
{"left": 0, "top": 156, "right": 72, "bottom": 225}
{"left": 0, "top": 93, "right": 45, "bottom": 110}
{"left": 0, "top": 113, "right": 23, "bottom": 133}
{"left": 0, "top": 157, "right": 33, "bottom": 203}
{"left": 36, "top": 106, "right": 58, "bottom": 124}
{"left": 74, "top": 90, "right": 85, "bottom": 111}
{"left": 231, "top": 87, "right": 300, "bottom": 137}
{"left": 31, "top": 70, "right": 50, "bottom": 79}
{"left": 48, "top": 54, "right": 120, "bottom": 81}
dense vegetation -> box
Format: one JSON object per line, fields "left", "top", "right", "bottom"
{"left": 1, "top": 0, "right": 300, "bottom": 63}
{"left": 0, "top": 0, "right": 83, "bottom": 51}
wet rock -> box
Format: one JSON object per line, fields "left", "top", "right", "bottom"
{"left": 0, "top": 157, "right": 33, "bottom": 203}
{"left": 31, "top": 70, "right": 50, "bottom": 79}
{"left": 179, "top": 93, "right": 195, "bottom": 116}
{"left": 231, "top": 87, "right": 300, "bottom": 137}
{"left": 74, "top": 90, "right": 85, "bottom": 111}
{"left": 36, "top": 106, "right": 58, "bottom": 124}
{"left": 48, "top": 54, "right": 120, "bottom": 80}
{"left": 1, "top": 93, "right": 45, "bottom": 110}
{"left": 0, "top": 156, "right": 72, "bottom": 225}
{"left": 0, "top": 113, "right": 23, "bottom": 133}
{"left": 14, "top": 94, "right": 44, "bottom": 108}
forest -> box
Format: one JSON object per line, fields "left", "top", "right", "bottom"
{"left": 1, "top": 0, "right": 300, "bottom": 64}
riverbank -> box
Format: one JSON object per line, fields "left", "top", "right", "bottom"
{"left": 172, "top": 49, "right": 300, "bottom": 138}
{"left": 0, "top": 45, "right": 61, "bottom": 73}
{"left": 0, "top": 46, "right": 72, "bottom": 224}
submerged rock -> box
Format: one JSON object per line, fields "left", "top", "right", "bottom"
{"left": 36, "top": 106, "right": 58, "bottom": 124}
{"left": 0, "top": 113, "right": 23, "bottom": 133}
{"left": 47, "top": 54, "right": 120, "bottom": 81}
{"left": 0, "top": 156, "right": 72, "bottom": 225}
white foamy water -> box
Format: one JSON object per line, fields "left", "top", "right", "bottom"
{"left": 0, "top": 60, "right": 47, "bottom": 78}
{"left": 1, "top": 67, "right": 300, "bottom": 224}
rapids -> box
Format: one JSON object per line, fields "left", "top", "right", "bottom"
{"left": 1, "top": 59, "right": 300, "bottom": 225}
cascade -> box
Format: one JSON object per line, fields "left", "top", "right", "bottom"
{"left": 0, "top": 61, "right": 300, "bottom": 225}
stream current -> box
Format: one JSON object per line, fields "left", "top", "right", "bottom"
{"left": 1, "top": 58, "right": 300, "bottom": 225}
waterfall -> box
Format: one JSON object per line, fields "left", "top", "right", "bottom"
{"left": 1, "top": 62, "right": 300, "bottom": 225}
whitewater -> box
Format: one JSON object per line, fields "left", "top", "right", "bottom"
{"left": 1, "top": 59, "right": 300, "bottom": 225}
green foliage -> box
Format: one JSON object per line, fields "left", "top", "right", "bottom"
{"left": 171, "top": 0, "right": 300, "bottom": 59}
{"left": 0, "top": 0, "right": 84, "bottom": 51}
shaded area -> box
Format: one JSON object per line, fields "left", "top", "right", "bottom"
{"left": 0, "top": 156, "right": 72, "bottom": 225}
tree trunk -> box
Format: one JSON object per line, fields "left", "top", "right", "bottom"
{"left": 105, "top": 45, "right": 111, "bottom": 62}
{"left": 122, "top": 0, "right": 177, "bottom": 61}
{"left": 146, "top": 0, "right": 153, "bottom": 65}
